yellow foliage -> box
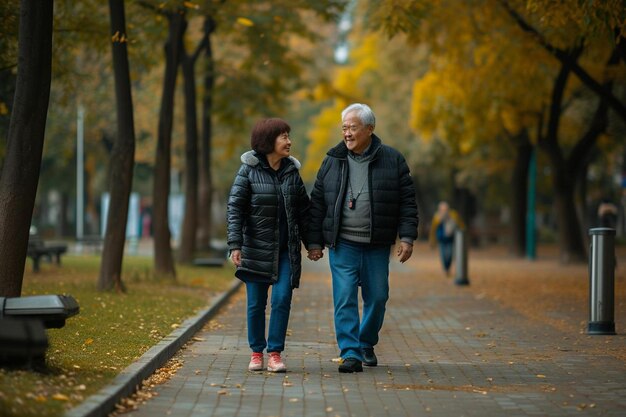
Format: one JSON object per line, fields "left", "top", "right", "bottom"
{"left": 302, "top": 34, "right": 381, "bottom": 181}
{"left": 183, "top": 1, "right": 199, "bottom": 10}
{"left": 302, "top": 103, "right": 345, "bottom": 180}
{"left": 409, "top": 73, "right": 441, "bottom": 140}
{"left": 236, "top": 17, "right": 254, "bottom": 27}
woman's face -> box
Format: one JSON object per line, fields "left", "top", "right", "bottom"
{"left": 271, "top": 132, "right": 291, "bottom": 159}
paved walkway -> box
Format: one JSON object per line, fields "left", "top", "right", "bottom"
{"left": 125, "top": 248, "right": 626, "bottom": 417}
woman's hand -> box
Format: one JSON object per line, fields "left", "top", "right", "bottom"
{"left": 230, "top": 249, "right": 242, "bottom": 267}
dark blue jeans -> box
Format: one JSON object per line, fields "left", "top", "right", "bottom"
{"left": 245, "top": 251, "right": 293, "bottom": 353}
{"left": 439, "top": 240, "right": 453, "bottom": 272}
{"left": 329, "top": 240, "right": 391, "bottom": 360}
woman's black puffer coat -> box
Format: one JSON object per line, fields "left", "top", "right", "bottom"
{"left": 227, "top": 151, "right": 310, "bottom": 288}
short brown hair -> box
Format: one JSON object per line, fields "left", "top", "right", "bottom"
{"left": 250, "top": 118, "right": 291, "bottom": 155}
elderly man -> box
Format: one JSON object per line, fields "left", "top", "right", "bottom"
{"left": 308, "top": 103, "right": 419, "bottom": 373}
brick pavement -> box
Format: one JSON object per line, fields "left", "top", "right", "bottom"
{"left": 124, "top": 247, "right": 626, "bottom": 417}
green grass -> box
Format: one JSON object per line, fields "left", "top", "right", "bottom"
{"left": 0, "top": 254, "right": 236, "bottom": 417}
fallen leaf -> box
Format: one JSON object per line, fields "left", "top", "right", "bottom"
{"left": 236, "top": 17, "right": 254, "bottom": 27}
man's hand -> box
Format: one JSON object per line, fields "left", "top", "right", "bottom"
{"left": 396, "top": 242, "right": 413, "bottom": 263}
{"left": 230, "top": 249, "right": 242, "bottom": 267}
{"left": 307, "top": 249, "right": 324, "bottom": 261}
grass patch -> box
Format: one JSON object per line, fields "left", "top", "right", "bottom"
{"left": 0, "top": 254, "right": 236, "bottom": 417}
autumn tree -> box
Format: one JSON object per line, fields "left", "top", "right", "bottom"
{"left": 98, "top": 0, "right": 137, "bottom": 291}
{"left": 364, "top": 0, "right": 625, "bottom": 261}
{"left": 197, "top": 16, "right": 216, "bottom": 250}
{"left": 177, "top": 0, "right": 346, "bottom": 260}
{"left": 0, "top": 0, "right": 54, "bottom": 296}
{"left": 153, "top": 6, "right": 185, "bottom": 279}
{"left": 177, "top": 12, "right": 206, "bottom": 263}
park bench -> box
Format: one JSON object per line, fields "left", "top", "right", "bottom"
{"left": 77, "top": 235, "right": 104, "bottom": 253}
{"left": 26, "top": 237, "right": 67, "bottom": 273}
{"left": 0, "top": 294, "right": 80, "bottom": 368}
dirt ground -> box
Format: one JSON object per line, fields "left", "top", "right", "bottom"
{"left": 406, "top": 241, "right": 626, "bottom": 361}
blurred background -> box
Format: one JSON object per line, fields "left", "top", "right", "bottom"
{"left": 1, "top": 0, "right": 624, "bottom": 263}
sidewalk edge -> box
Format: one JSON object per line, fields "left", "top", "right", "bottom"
{"left": 65, "top": 278, "right": 242, "bottom": 417}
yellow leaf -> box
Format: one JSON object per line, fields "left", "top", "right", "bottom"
{"left": 236, "top": 17, "right": 254, "bottom": 27}
{"left": 52, "top": 393, "right": 69, "bottom": 401}
{"left": 84, "top": 338, "right": 94, "bottom": 345}
{"left": 536, "top": 374, "right": 546, "bottom": 378}
{"left": 183, "top": 1, "right": 199, "bottom": 9}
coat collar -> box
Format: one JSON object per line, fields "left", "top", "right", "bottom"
{"left": 240, "top": 150, "right": 301, "bottom": 170}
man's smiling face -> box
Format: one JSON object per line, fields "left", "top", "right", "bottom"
{"left": 342, "top": 111, "right": 374, "bottom": 155}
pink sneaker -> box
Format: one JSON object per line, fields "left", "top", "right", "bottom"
{"left": 267, "top": 352, "right": 286, "bottom": 373}
{"left": 248, "top": 352, "right": 263, "bottom": 371}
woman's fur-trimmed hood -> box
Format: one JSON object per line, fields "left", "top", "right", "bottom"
{"left": 240, "top": 150, "right": 301, "bottom": 170}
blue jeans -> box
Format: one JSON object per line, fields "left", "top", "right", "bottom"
{"left": 439, "top": 240, "right": 453, "bottom": 272}
{"left": 245, "top": 251, "right": 293, "bottom": 353}
{"left": 329, "top": 240, "right": 391, "bottom": 360}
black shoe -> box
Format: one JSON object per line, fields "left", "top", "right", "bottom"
{"left": 361, "top": 348, "right": 378, "bottom": 366}
{"left": 338, "top": 358, "right": 363, "bottom": 373}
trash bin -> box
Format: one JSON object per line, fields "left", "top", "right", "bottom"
{"left": 454, "top": 229, "right": 470, "bottom": 286}
{"left": 587, "top": 227, "right": 616, "bottom": 335}
{"left": 0, "top": 294, "right": 80, "bottom": 329}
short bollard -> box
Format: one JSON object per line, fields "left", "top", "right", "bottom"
{"left": 454, "top": 229, "right": 470, "bottom": 286}
{"left": 587, "top": 227, "right": 616, "bottom": 335}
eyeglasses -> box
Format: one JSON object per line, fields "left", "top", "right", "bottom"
{"left": 341, "top": 124, "right": 362, "bottom": 133}
{"left": 278, "top": 133, "right": 290, "bottom": 140}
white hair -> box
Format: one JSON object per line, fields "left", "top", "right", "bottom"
{"left": 342, "top": 103, "right": 376, "bottom": 127}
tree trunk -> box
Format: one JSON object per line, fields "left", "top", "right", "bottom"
{"left": 412, "top": 175, "right": 428, "bottom": 240}
{"left": 178, "top": 19, "right": 199, "bottom": 263}
{"left": 153, "top": 10, "right": 185, "bottom": 279}
{"left": 98, "top": 0, "right": 136, "bottom": 292}
{"left": 0, "top": 1, "right": 53, "bottom": 297}
{"left": 552, "top": 168, "right": 587, "bottom": 263}
{"left": 198, "top": 17, "right": 216, "bottom": 250}
{"left": 509, "top": 129, "right": 532, "bottom": 257}
{"left": 540, "top": 48, "right": 611, "bottom": 263}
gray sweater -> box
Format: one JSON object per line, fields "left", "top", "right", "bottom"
{"left": 340, "top": 151, "right": 372, "bottom": 243}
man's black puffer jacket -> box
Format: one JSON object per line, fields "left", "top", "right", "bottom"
{"left": 309, "top": 134, "right": 418, "bottom": 248}
{"left": 227, "top": 151, "right": 310, "bottom": 288}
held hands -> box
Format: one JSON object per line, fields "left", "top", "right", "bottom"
{"left": 307, "top": 249, "right": 324, "bottom": 261}
{"left": 396, "top": 241, "right": 413, "bottom": 263}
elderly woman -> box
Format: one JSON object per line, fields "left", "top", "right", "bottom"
{"left": 227, "top": 118, "right": 310, "bottom": 373}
